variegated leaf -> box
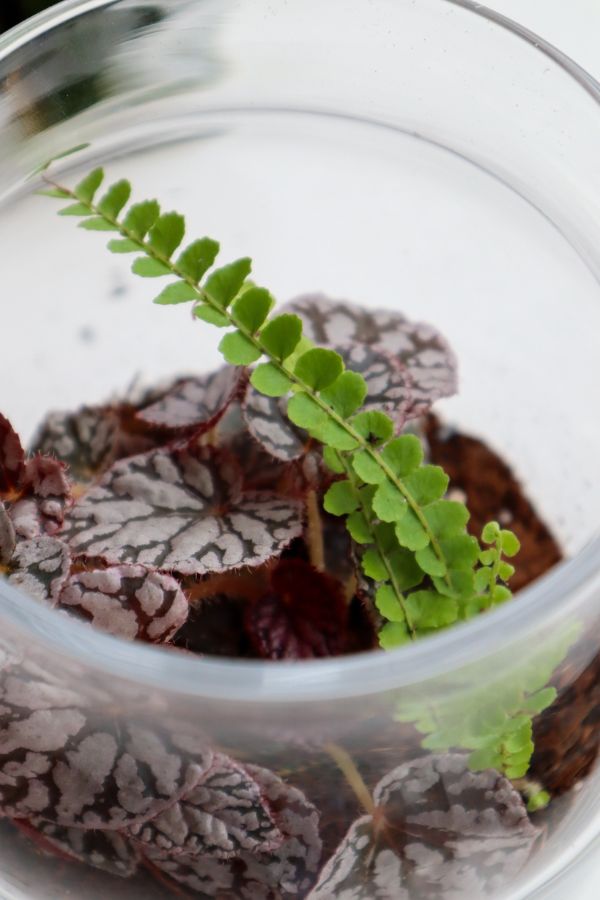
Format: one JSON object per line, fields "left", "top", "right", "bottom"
{"left": 136, "top": 367, "right": 246, "bottom": 432}
{"left": 61, "top": 444, "right": 302, "bottom": 576}
{"left": 128, "top": 752, "right": 282, "bottom": 859}
{"left": 7, "top": 537, "right": 70, "bottom": 605}
{"left": 308, "top": 753, "right": 540, "bottom": 899}
{"left": 7, "top": 456, "right": 72, "bottom": 541}
{"left": 32, "top": 406, "right": 118, "bottom": 481}
{"left": 285, "top": 295, "right": 458, "bottom": 415}
{"left": 0, "top": 413, "right": 25, "bottom": 497}
{"left": 0, "top": 502, "right": 16, "bottom": 565}
{"left": 18, "top": 817, "right": 140, "bottom": 877}
{"left": 149, "top": 763, "right": 322, "bottom": 899}
{"left": 242, "top": 390, "right": 306, "bottom": 462}
{"left": 0, "top": 666, "right": 212, "bottom": 826}
{"left": 58, "top": 565, "right": 189, "bottom": 643}
{"left": 333, "top": 342, "right": 412, "bottom": 431}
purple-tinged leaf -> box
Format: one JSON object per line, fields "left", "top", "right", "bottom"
{"left": 128, "top": 752, "right": 283, "bottom": 859}
{"left": 61, "top": 444, "right": 302, "bottom": 576}
{"left": 32, "top": 407, "right": 118, "bottom": 481}
{"left": 148, "top": 764, "right": 321, "bottom": 899}
{"left": 136, "top": 367, "right": 247, "bottom": 432}
{"left": 58, "top": 565, "right": 189, "bottom": 643}
{"left": 19, "top": 817, "right": 140, "bottom": 877}
{"left": 333, "top": 342, "right": 412, "bottom": 432}
{"left": 285, "top": 295, "right": 458, "bottom": 416}
{"left": 242, "top": 389, "right": 306, "bottom": 462}
{"left": 244, "top": 560, "right": 348, "bottom": 660}
{"left": 7, "top": 537, "right": 70, "bottom": 605}
{"left": 308, "top": 753, "right": 541, "bottom": 899}
{"left": 0, "top": 414, "right": 26, "bottom": 497}
{"left": 21, "top": 456, "right": 72, "bottom": 534}
{"left": 0, "top": 666, "right": 213, "bottom": 827}
{"left": 0, "top": 502, "right": 16, "bottom": 565}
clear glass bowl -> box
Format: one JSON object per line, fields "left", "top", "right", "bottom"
{"left": 1, "top": 1, "right": 600, "bottom": 897}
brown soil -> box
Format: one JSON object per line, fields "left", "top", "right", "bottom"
{"left": 425, "top": 415, "right": 562, "bottom": 592}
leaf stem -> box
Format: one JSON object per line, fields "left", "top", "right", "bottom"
{"left": 324, "top": 742, "right": 376, "bottom": 816}
{"left": 305, "top": 489, "right": 326, "bottom": 572}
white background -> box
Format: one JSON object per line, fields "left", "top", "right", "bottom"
{"left": 488, "top": 6, "right": 600, "bottom": 899}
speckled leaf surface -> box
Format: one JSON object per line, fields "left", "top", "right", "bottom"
{"left": 242, "top": 390, "right": 306, "bottom": 462}
{"left": 128, "top": 752, "right": 283, "bottom": 859}
{"left": 61, "top": 444, "right": 303, "bottom": 576}
{"left": 58, "top": 565, "right": 189, "bottom": 643}
{"left": 32, "top": 407, "right": 118, "bottom": 482}
{"left": 308, "top": 753, "right": 540, "bottom": 899}
{"left": 7, "top": 537, "right": 70, "bottom": 605}
{"left": 0, "top": 414, "right": 26, "bottom": 496}
{"left": 136, "top": 367, "right": 246, "bottom": 432}
{"left": 8, "top": 456, "right": 71, "bottom": 540}
{"left": 21, "top": 817, "right": 141, "bottom": 877}
{"left": 150, "top": 763, "right": 322, "bottom": 898}
{"left": 285, "top": 295, "right": 458, "bottom": 415}
{"left": 333, "top": 342, "right": 412, "bottom": 430}
{"left": 0, "top": 666, "right": 212, "bottom": 827}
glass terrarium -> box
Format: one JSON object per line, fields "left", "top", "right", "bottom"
{"left": 1, "top": 1, "right": 600, "bottom": 897}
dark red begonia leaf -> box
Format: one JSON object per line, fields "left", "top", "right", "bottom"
{"left": 244, "top": 559, "right": 348, "bottom": 660}
{"left": 136, "top": 366, "right": 247, "bottom": 432}
{"left": 58, "top": 565, "right": 189, "bottom": 643}
{"left": 61, "top": 444, "right": 303, "bottom": 576}
{"left": 0, "top": 413, "right": 26, "bottom": 497}
{"left": 285, "top": 295, "right": 458, "bottom": 416}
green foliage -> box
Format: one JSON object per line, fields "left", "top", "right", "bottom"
{"left": 396, "top": 626, "right": 578, "bottom": 781}
{"left": 42, "top": 164, "right": 526, "bottom": 682}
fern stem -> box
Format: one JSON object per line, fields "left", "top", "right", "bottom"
{"left": 44, "top": 173, "right": 450, "bottom": 584}
{"left": 335, "top": 451, "right": 417, "bottom": 639}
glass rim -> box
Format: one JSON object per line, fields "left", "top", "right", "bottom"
{"left": 1, "top": 0, "right": 599, "bottom": 704}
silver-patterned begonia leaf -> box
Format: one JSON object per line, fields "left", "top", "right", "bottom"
{"left": 128, "top": 752, "right": 283, "bottom": 859}
{"left": 0, "top": 665, "right": 213, "bottom": 827}
{"left": 136, "top": 367, "right": 247, "bottom": 432}
{"left": 32, "top": 407, "right": 118, "bottom": 481}
{"left": 285, "top": 295, "right": 458, "bottom": 416}
{"left": 0, "top": 502, "right": 16, "bottom": 565}
{"left": 61, "top": 444, "right": 302, "bottom": 576}
{"left": 8, "top": 456, "right": 72, "bottom": 541}
{"left": 20, "top": 817, "right": 141, "bottom": 877}
{"left": 308, "top": 754, "right": 541, "bottom": 900}
{"left": 333, "top": 342, "right": 413, "bottom": 431}
{"left": 7, "top": 537, "right": 71, "bottom": 606}
{"left": 149, "top": 763, "right": 322, "bottom": 899}
{"left": 58, "top": 565, "right": 189, "bottom": 643}
{"left": 242, "top": 391, "right": 306, "bottom": 462}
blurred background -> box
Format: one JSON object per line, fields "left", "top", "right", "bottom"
{"left": 0, "top": 1, "right": 59, "bottom": 32}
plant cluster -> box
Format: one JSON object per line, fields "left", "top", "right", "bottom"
{"left": 40, "top": 165, "right": 521, "bottom": 650}
{"left": 0, "top": 156, "right": 572, "bottom": 898}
